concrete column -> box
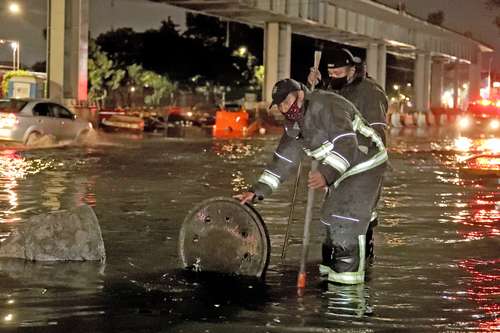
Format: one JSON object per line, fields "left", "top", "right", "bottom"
{"left": 423, "top": 54, "right": 432, "bottom": 111}
{"left": 366, "top": 42, "right": 378, "bottom": 82}
{"left": 65, "top": 0, "right": 89, "bottom": 102}
{"left": 263, "top": 22, "right": 291, "bottom": 103}
{"left": 468, "top": 51, "right": 482, "bottom": 101}
{"left": 47, "top": 0, "right": 65, "bottom": 102}
{"left": 414, "top": 52, "right": 426, "bottom": 112}
{"left": 431, "top": 61, "right": 444, "bottom": 108}
{"left": 377, "top": 44, "right": 387, "bottom": 90}
{"left": 377, "top": 44, "right": 386, "bottom": 90}
{"left": 453, "top": 61, "right": 460, "bottom": 110}
{"left": 47, "top": 0, "right": 89, "bottom": 102}
{"left": 278, "top": 23, "right": 292, "bottom": 80}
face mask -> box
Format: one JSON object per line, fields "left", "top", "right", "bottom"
{"left": 283, "top": 100, "right": 303, "bottom": 121}
{"left": 329, "top": 76, "right": 349, "bottom": 90}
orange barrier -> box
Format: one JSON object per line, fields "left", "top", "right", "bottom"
{"left": 426, "top": 112, "right": 436, "bottom": 126}
{"left": 402, "top": 113, "right": 415, "bottom": 127}
{"left": 388, "top": 112, "right": 403, "bottom": 128}
{"left": 386, "top": 108, "right": 462, "bottom": 128}
{"left": 416, "top": 112, "right": 427, "bottom": 128}
{"left": 213, "top": 110, "right": 249, "bottom": 138}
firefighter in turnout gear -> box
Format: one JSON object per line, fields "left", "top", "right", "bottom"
{"left": 236, "top": 79, "right": 387, "bottom": 285}
{"left": 308, "top": 48, "right": 389, "bottom": 260}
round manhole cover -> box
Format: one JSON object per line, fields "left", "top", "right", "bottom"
{"left": 179, "top": 197, "right": 270, "bottom": 278}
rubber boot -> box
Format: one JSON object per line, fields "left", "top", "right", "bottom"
{"left": 323, "top": 235, "right": 366, "bottom": 285}
{"left": 366, "top": 218, "right": 377, "bottom": 260}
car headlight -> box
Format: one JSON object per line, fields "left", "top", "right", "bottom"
{"left": 489, "top": 119, "right": 499, "bottom": 130}
{"left": 458, "top": 117, "right": 470, "bottom": 129}
{"left": 454, "top": 137, "right": 473, "bottom": 152}
{"left": 482, "top": 138, "right": 500, "bottom": 153}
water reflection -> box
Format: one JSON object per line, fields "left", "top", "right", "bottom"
{"left": 0, "top": 150, "right": 54, "bottom": 224}
{"left": 0, "top": 149, "right": 97, "bottom": 225}
{"left": 0, "top": 131, "right": 497, "bottom": 331}
{"left": 0, "top": 259, "right": 105, "bottom": 326}
{"left": 322, "top": 282, "right": 372, "bottom": 318}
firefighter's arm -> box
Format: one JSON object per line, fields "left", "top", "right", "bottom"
{"left": 251, "top": 132, "right": 303, "bottom": 200}
{"left": 363, "top": 85, "right": 388, "bottom": 144}
{"left": 310, "top": 102, "right": 359, "bottom": 186}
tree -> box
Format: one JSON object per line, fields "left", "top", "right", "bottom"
{"left": 141, "top": 71, "right": 176, "bottom": 106}
{"left": 31, "top": 61, "right": 46, "bottom": 72}
{"left": 427, "top": 10, "right": 444, "bottom": 26}
{"left": 88, "top": 41, "right": 125, "bottom": 109}
{"left": 126, "top": 64, "right": 175, "bottom": 106}
{"left": 486, "top": 0, "right": 500, "bottom": 7}
{"left": 96, "top": 28, "right": 143, "bottom": 67}
{"left": 485, "top": 0, "right": 500, "bottom": 32}
{"left": 96, "top": 15, "right": 263, "bottom": 89}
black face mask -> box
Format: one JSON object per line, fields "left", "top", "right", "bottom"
{"left": 329, "top": 76, "right": 349, "bottom": 90}
{"left": 283, "top": 100, "right": 303, "bottom": 121}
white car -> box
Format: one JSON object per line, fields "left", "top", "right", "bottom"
{"left": 0, "top": 99, "right": 93, "bottom": 145}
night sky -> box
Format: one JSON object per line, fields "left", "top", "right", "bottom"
{"left": 0, "top": 0, "right": 498, "bottom": 70}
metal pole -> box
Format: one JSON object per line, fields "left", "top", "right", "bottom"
{"left": 17, "top": 42, "right": 20, "bottom": 70}
{"left": 280, "top": 162, "right": 302, "bottom": 264}
{"left": 297, "top": 50, "right": 321, "bottom": 290}
{"left": 46, "top": 0, "right": 51, "bottom": 98}
{"left": 297, "top": 160, "right": 318, "bottom": 289}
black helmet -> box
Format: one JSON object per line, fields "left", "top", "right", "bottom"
{"left": 327, "top": 48, "right": 361, "bottom": 69}
{"left": 270, "top": 78, "right": 302, "bottom": 108}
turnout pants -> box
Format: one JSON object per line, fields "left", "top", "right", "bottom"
{"left": 319, "top": 163, "right": 386, "bottom": 284}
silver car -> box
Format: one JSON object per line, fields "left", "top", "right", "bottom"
{"left": 0, "top": 99, "right": 93, "bottom": 145}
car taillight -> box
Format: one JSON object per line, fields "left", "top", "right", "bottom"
{"left": 0, "top": 113, "right": 18, "bottom": 128}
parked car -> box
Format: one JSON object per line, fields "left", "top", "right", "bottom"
{"left": 0, "top": 98, "right": 93, "bottom": 145}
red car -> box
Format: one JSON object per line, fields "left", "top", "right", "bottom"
{"left": 456, "top": 98, "right": 499, "bottom": 134}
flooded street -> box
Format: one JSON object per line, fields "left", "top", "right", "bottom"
{"left": 0, "top": 129, "right": 498, "bottom": 332}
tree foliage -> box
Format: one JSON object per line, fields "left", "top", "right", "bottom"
{"left": 485, "top": 0, "right": 500, "bottom": 32}
{"left": 88, "top": 41, "right": 125, "bottom": 109}
{"left": 427, "top": 10, "right": 444, "bottom": 26}
{"left": 96, "top": 15, "right": 263, "bottom": 89}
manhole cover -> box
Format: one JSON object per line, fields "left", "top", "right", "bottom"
{"left": 179, "top": 197, "right": 270, "bottom": 278}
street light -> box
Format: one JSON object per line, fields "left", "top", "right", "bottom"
{"left": 0, "top": 39, "right": 19, "bottom": 70}
{"left": 10, "top": 41, "right": 19, "bottom": 70}
{"left": 8, "top": 2, "right": 21, "bottom": 15}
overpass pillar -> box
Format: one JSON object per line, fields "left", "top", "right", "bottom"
{"left": 414, "top": 52, "right": 427, "bottom": 112}
{"left": 263, "top": 22, "right": 291, "bottom": 103}
{"left": 377, "top": 44, "right": 387, "bottom": 90}
{"left": 468, "top": 51, "right": 482, "bottom": 101}
{"left": 453, "top": 61, "right": 460, "bottom": 110}
{"left": 366, "top": 43, "right": 379, "bottom": 82}
{"left": 431, "top": 61, "right": 444, "bottom": 108}
{"left": 47, "top": 0, "right": 89, "bottom": 103}
{"left": 423, "top": 54, "right": 432, "bottom": 111}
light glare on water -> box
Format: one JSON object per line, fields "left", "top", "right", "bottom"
{"left": 0, "top": 130, "right": 498, "bottom": 332}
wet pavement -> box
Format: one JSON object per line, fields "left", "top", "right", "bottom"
{"left": 0, "top": 128, "right": 498, "bottom": 332}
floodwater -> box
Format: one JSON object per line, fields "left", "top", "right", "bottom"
{"left": 0, "top": 128, "right": 498, "bottom": 332}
